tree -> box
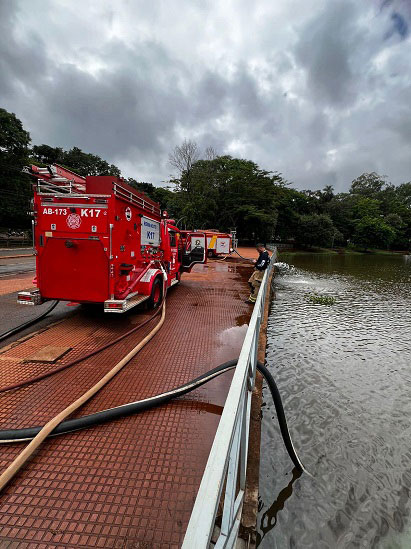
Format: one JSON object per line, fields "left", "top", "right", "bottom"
{"left": 169, "top": 140, "right": 200, "bottom": 177}
{"left": 322, "top": 185, "right": 334, "bottom": 202}
{"left": 353, "top": 217, "right": 396, "bottom": 250}
{"left": 31, "top": 145, "right": 121, "bottom": 177}
{"left": 352, "top": 197, "right": 381, "bottom": 219}
{"left": 170, "top": 154, "right": 285, "bottom": 241}
{"left": 127, "top": 178, "right": 176, "bottom": 213}
{"left": 204, "top": 146, "right": 218, "bottom": 161}
{"left": 61, "top": 147, "right": 121, "bottom": 177}
{"left": 294, "top": 214, "right": 337, "bottom": 248}
{"left": 0, "top": 108, "right": 30, "bottom": 158}
{"left": 385, "top": 213, "right": 403, "bottom": 230}
{"left": 350, "top": 172, "right": 386, "bottom": 197}
{"left": 31, "top": 144, "right": 64, "bottom": 165}
{"left": 0, "top": 108, "right": 32, "bottom": 229}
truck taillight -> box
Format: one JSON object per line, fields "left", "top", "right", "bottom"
{"left": 18, "top": 295, "right": 32, "bottom": 302}
{"left": 17, "top": 290, "right": 43, "bottom": 305}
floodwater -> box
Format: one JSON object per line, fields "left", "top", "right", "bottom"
{"left": 257, "top": 253, "right": 411, "bottom": 549}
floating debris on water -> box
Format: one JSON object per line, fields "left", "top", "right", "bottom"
{"left": 304, "top": 292, "right": 336, "bottom": 305}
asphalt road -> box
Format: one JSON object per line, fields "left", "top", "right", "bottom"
{"left": 0, "top": 253, "right": 64, "bottom": 345}
{"left": 0, "top": 256, "right": 36, "bottom": 277}
{"left": 0, "top": 247, "right": 34, "bottom": 257}
{"left": 0, "top": 291, "right": 76, "bottom": 348}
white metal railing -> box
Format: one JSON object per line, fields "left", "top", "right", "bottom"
{"left": 35, "top": 179, "right": 87, "bottom": 195}
{"left": 182, "top": 251, "right": 275, "bottom": 549}
{"left": 113, "top": 182, "right": 161, "bottom": 216}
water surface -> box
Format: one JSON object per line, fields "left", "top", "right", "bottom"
{"left": 258, "top": 253, "right": 411, "bottom": 548}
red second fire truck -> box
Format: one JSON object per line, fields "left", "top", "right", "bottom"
{"left": 18, "top": 165, "right": 208, "bottom": 313}
{"left": 205, "top": 230, "right": 232, "bottom": 257}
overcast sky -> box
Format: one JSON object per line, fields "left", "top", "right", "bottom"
{"left": 1, "top": 0, "right": 410, "bottom": 191}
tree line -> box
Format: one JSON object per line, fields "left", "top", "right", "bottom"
{"left": 1, "top": 107, "right": 410, "bottom": 250}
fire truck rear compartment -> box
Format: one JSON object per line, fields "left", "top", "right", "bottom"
{"left": 39, "top": 237, "right": 109, "bottom": 303}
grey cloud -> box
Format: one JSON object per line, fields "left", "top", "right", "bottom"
{"left": 0, "top": 2, "right": 48, "bottom": 101}
{"left": 191, "top": 71, "right": 227, "bottom": 120}
{"left": 1, "top": 0, "right": 411, "bottom": 191}
{"left": 388, "top": 12, "right": 409, "bottom": 39}
{"left": 294, "top": 1, "right": 362, "bottom": 106}
{"left": 230, "top": 65, "right": 267, "bottom": 119}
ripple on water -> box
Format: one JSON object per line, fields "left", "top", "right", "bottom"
{"left": 258, "top": 254, "right": 411, "bottom": 548}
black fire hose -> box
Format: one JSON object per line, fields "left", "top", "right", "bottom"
{"left": 0, "top": 300, "right": 59, "bottom": 343}
{"left": 0, "top": 359, "right": 308, "bottom": 474}
{"left": 232, "top": 249, "right": 254, "bottom": 262}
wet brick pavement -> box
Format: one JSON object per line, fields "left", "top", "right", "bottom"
{"left": 0, "top": 253, "right": 259, "bottom": 547}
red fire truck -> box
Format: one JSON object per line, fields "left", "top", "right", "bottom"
{"left": 18, "top": 165, "right": 207, "bottom": 313}
{"left": 205, "top": 230, "right": 232, "bottom": 257}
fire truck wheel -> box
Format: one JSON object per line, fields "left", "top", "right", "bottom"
{"left": 148, "top": 277, "right": 163, "bottom": 309}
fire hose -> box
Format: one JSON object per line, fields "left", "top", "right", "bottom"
{"left": 0, "top": 300, "right": 167, "bottom": 492}
{"left": 232, "top": 249, "right": 255, "bottom": 262}
{"left": 0, "top": 353, "right": 308, "bottom": 493}
{"left": 0, "top": 300, "right": 59, "bottom": 344}
{"left": 0, "top": 298, "right": 164, "bottom": 393}
{"left": 0, "top": 269, "right": 308, "bottom": 491}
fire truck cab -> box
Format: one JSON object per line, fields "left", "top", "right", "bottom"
{"left": 18, "top": 165, "right": 207, "bottom": 313}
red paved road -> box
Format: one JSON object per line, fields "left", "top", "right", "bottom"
{"left": 0, "top": 257, "right": 256, "bottom": 548}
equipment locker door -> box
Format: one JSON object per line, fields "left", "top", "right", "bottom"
{"left": 181, "top": 232, "right": 206, "bottom": 272}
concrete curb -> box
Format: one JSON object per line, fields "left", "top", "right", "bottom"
{"left": 0, "top": 254, "right": 35, "bottom": 259}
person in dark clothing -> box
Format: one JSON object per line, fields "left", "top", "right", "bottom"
{"left": 247, "top": 244, "right": 270, "bottom": 303}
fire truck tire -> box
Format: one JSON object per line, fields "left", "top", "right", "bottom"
{"left": 147, "top": 277, "right": 163, "bottom": 309}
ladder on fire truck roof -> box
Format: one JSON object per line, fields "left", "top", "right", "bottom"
{"left": 23, "top": 164, "right": 87, "bottom": 195}
{"left": 23, "top": 164, "right": 161, "bottom": 216}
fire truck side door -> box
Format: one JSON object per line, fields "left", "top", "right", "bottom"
{"left": 168, "top": 229, "right": 178, "bottom": 273}
{"left": 182, "top": 232, "right": 206, "bottom": 272}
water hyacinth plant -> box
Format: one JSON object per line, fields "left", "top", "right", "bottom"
{"left": 305, "top": 292, "right": 336, "bottom": 305}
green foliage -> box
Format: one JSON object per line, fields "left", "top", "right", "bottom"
{"left": 305, "top": 292, "right": 336, "bottom": 305}
{"left": 171, "top": 155, "right": 285, "bottom": 240}
{"left": 31, "top": 144, "right": 64, "bottom": 165}
{"left": 385, "top": 213, "right": 403, "bottom": 229}
{"left": 353, "top": 216, "right": 396, "bottom": 250}
{"left": 352, "top": 197, "right": 381, "bottom": 219}
{"left": 31, "top": 145, "right": 121, "bottom": 177}
{"left": 0, "top": 108, "right": 30, "bottom": 157}
{"left": 350, "top": 172, "right": 387, "bottom": 197}
{"left": 127, "top": 179, "right": 176, "bottom": 213}
{"left": 294, "top": 213, "right": 336, "bottom": 248}
{"left": 1, "top": 108, "right": 410, "bottom": 249}
{"left": 321, "top": 173, "right": 411, "bottom": 250}
{"left": 0, "top": 108, "right": 32, "bottom": 229}
{"left": 0, "top": 108, "right": 122, "bottom": 229}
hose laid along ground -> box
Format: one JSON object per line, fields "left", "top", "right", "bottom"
{"left": 0, "top": 299, "right": 164, "bottom": 393}
{"left": 0, "top": 301, "right": 166, "bottom": 492}
{"left": 0, "top": 300, "right": 59, "bottom": 344}
{"left": 0, "top": 356, "right": 309, "bottom": 477}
